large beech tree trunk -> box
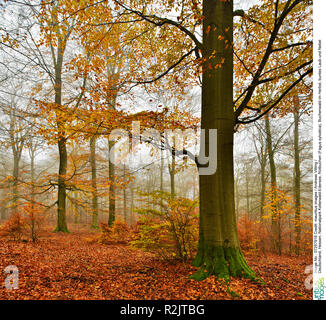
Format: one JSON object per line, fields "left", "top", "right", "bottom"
{"left": 191, "top": 0, "right": 255, "bottom": 281}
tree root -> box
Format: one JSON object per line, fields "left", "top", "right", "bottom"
{"left": 190, "top": 245, "right": 259, "bottom": 282}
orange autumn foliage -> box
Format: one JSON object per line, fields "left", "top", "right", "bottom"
{"left": 85, "top": 220, "right": 132, "bottom": 245}
{"left": 0, "top": 204, "right": 45, "bottom": 242}
{"left": 0, "top": 212, "right": 25, "bottom": 241}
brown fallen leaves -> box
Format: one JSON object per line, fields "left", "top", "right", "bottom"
{"left": 0, "top": 225, "right": 312, "bottom": 300}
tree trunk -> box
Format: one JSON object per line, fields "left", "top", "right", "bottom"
{"left": 108, "top": 140, "right": 116, "bottom": 227}
{"left": 169, "top": 137, "right": 176, "bottom": 199}
{"left": 30, "top": 148, "right": 36, "bottom": 241}
{"left": 259, "top": 148, "right": 267, "bottom": 252}
{"left": 56, "top": 137, "right": 69, "bottom": 232}
{"left": 54, "top": 42, "right": 68, "bottom": 232}
{"left": 123, "top": 164, "right": 127, "bottom": 223}
{"left": 260, "top": 152, "right": 266, "bottom": 221}
{"left": 191, "top": 0, "right": 255, "bottom": 281}
{"left": 130, "top": 181, "right": 134, "bottom": 224}
{"left": 160, "top": 146, "right": 164, "bottom": 210}
{"left": 90, "top": 135, "right": 99, "bottom": 229}
{"left": 106, "top": 87, "right": 118, "bottom": 227}
{"left": 245, "top": 170, "right": 250, "bottom": 219}
{"left": 12, "top": 154, "right": 20, "bottom": 212}
{"left": 293, "top": 95, "right": 301, "bottom": 255}
{"left": 265, "top": 115, "right": 280, "bottom": 254}
{"left": 73, "top": 193, "right": 79, "bottom": 224}
{"left": 9, "top": 111, "right": 22, "bottom": 214}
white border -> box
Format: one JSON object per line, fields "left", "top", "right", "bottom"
{"left": 313, "top": 0, "right": 326, "bottom": 300}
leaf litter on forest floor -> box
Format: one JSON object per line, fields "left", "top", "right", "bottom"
{"left": 0, "top": 227, "right": 312, "bottom": 300}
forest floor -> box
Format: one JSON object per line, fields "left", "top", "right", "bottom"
{"left": 0, "top": 225, "right": 312, "bottom": 300}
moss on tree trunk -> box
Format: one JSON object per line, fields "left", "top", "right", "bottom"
{"left": 191, "top": 0, "right": 256, "bottom": 281}
{"left": 191, "top": 245, "right": 256, "bottom": 281}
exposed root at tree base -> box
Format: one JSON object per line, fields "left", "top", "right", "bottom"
{"left": 190, "top": 245, "right": 259, "bottom": 282}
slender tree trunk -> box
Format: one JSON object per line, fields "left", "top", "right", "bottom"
{"left": 123, "top": 164, "right": 127, "bottom": 223}
{"left": 160, "top": 146, "right": 164, "bottom": 210}
{"left": 293, "top": 95, "right": 301, "bottom": 255}
{"left": 54, "top": 43, "right": 68, "bottom": 233}
{"left": 106, "top": 87, "right": 118, "bottom": 227}
{"left": 30, "top": 149, "right": 36, "bottom": 241}
{"left": 12, "top": 154, "right": 20, "bottom": 211}
{"left": 245, "top": 170, "right": 250, "bottom": 219}
{"left": 265, "top": 115, "right": 280, "bottom": 254}
{"left": 289, "top": 214, "right": 292, "bottom": 254}
{"left": 191, "top": 0, "right": 255, "bottom": 281}
{"left": 259, "top": 150, "right": 267, "bottom": 252}
{"left": 169, "top": 137, "right": 176, "bottom": 199}
{"left": 56, "top": 137, "right": 68, "bottom": 232}
{"left": 9, "top": 111, "right": 22, "bottom": 214}
{"left": 260, "top": 153, "right": 266, "bottom": 221}
{"left": 90, "top": 135, "right": 99, "bottom": 228}
{"left": 73, "top": 193, "right": 79, "bottom": 224}
{"left": 245, "top": 170, "right": 250, "bottom": 243}
{"left": 30, "top": 152, "right": 35, "bottom": 201}
{"left": 108, "top": 140, "right": 116, "bottom": 227}
{"left": 130, "top": 180, "right": 134, "bottom": 225}
{"left": 0, "top": 207, "right": 5, "bottom": 221}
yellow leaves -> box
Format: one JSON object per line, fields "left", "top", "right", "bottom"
{"left": 262, "top": 186, "right": 295, "bottom": 222}
{"left": 233, "top": 0, "right": 312, "bottom": 118}
{"left": 0, "top": 32, "right": 19, "bottom": 48}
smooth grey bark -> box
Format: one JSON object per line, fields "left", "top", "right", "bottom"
{"left": 191, "top": 0, "right": 255, "bottom": 280}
